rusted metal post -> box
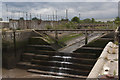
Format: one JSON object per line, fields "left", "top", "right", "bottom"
{"left": 12, "top": 21, "right": 16, "bottom": 57}
{"left": 55, "top": 30, "right": 58, "bottom": 40}
{"left": 55, "top": 30, "right": 58, "bottom": 44}
{"left": 13, "top": 30, "right": 16, "bottom": 57}
{"left": 85, "top": 30, "right": 88, "bottom": 45}
{"left": 118, "top": 26, "right": 120, "bottom": 79}
{"left": 30, "top": 13, "right": 32, "bottom": 29}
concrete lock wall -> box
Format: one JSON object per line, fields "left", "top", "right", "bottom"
{"left": 2, "top": 30, "right": 33, "bottom": 69}
{"left": 9, "top": 19, "right": 68, "bottom": 30}
{"left": 0, "top": 22, "right": 9, "bottom": 29}
{"left": 87, "top": 42, "right": 118, "bottom": 79}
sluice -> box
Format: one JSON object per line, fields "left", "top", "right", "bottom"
{"left": 17, "top": 32, "right": 114, "bottom": 79}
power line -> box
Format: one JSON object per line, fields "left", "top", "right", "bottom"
{"left": 56, "top": 10, "right": 57, "bottom": 21}
{"left": 22, "top": 11, "right": 25, "bottom": 19}
{"left": 19, "top": 11, "right": 21, "bottom": 18}
{"left": 40, "top": 14, "right": 41, "bottom": 20}
{"left": 66, "top": 9, "right": 68, "bottom": 20}
{"left": 79, "top": 13, "right": 80, "bottom": 20}
{"left": 48, "top": 15, "right": 49, "bottom": 21}
{"left": 6, "top": 4, "right": 8, "bottom": 21}
{"left": 7, "top": 9, "right": 71, "bottom": 21}
{"left": 26, "top": 12, "right": 28, "bottom": 20}
{"left": 53, "top": 12, "right": 54, "bottom": 21}
{"left": 30, "top": 13, "right": 32, "bottom": 20}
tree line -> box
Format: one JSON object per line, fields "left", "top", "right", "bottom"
{"left": 67, "top": 16, "right": 120, "bottom": 24}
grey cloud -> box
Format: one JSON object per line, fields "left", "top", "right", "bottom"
{"left": 2, "top": 2, "right": 118, "bottom": 21}
{"left": 2, "top": 0, "right": 119, "bottom": 2}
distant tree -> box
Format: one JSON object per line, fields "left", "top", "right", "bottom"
{"left": 32, "top": 17, "right": 39, "bottom": 20}
{"left": 71, "top": 16, "right": 80, "bottom": 23}
{"left": 0, "top": 18, "right": 3, "bottom": 21}
{"left": 9, "top": 19, "right": 13, "bottom": 21}
{"left": 114, "top": 17, "right": 120, "bottom": 25}
{"left": 19, "top": 17, "right": 24, "bottom": 20}
{"left": 92, "top": 18, "right": 95, "bottom": 23}
{"left": 115, "top": 16, "right": 120, "bottom": 21}
{"left": 61, "top": 18, "right": 69, "bottom": 21}
{"left": 98, "top": 21, "right": 102, "bottom": 23}
{"left": 83, "top": 18, "right": 91, "bottom": 23}
{"left": 107, "top": 21, "right": 111, "bottom": 23}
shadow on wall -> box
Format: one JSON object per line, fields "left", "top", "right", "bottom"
{"left": 2, "top": 30, "right": 32, "bottom": 69}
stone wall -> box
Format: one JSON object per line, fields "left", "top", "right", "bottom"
{"left": 2, "top": 30, "right": 33, "bottom": 69}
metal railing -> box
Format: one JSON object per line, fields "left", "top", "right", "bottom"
{"left": 35, "top": 29, "right": 114, "bottom": 32}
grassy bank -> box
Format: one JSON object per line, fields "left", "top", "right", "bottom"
{"left": 58, "top": 33, "right": 83, "bottom": 43}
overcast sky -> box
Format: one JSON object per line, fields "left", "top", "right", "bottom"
{"left": 1, "top": 0, "right": 120, "bottom": 2}
{"left": 1, "top": 1, "right": 119, "bottom": 21}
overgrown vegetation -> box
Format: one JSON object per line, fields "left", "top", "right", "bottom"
{"left": 45, "top": 16, "right": 120, "bottom": 30}
{"left": 114, "top": 16, "right": 120, "bottom": 25}
{"left": 45, "top": 22, "right": 78, "bottom": 29}
{"left": 71, "top": 16, "right": 80, "bottom": 23}
{"left": 71, "top": 17, "right": 101, "bottom": 23}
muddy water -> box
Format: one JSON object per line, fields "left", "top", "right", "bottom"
{"left": 2, "top": 68, "right": 64, "bottom": 78}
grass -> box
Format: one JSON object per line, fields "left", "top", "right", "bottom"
{"left": 58, "top": 33, "right": 83, "bottom": 43}
{"left": 114, "top": 41, "right": 118, "bottom": 45}
{"left": 94, "top": 25, "right": 118, "bottom": 30}
{"left": 45, "top": 22, "right": 78, "bottom": 30}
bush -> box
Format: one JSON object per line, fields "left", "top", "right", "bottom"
{"left": 46, "top": 25, "right": 52, "bottom": 29}
{"left": 16, "top": 28, "right": 21, "bottom": 30}
{"left": 71, "top": 16, "right": 80, "bottom": 23}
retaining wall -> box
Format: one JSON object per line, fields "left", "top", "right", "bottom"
{"left": 2, "top": 30, "right": 33, "bottom": 69}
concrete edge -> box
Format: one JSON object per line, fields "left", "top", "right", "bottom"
{"left": 87, "top": 42, "right": 114, "bottom": 79}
